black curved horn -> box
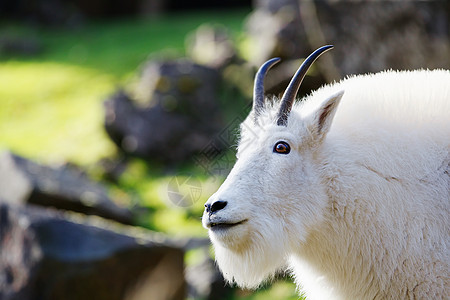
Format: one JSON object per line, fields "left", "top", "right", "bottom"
{"left": 253, "top": 57, "right": 281, "bottom": 119}
{"left": 277, "top": 45, "right": 334, "bottom": 126}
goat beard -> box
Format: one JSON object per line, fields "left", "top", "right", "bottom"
{"left": 211, "top": 223, "right": 290, "bottom": 289}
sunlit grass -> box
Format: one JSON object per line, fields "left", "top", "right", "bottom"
{"left": 0, "top": 61, "right": 116, "bottom": 165}
{"left": 116, "top": 158, "right": 223, "bottom": 237}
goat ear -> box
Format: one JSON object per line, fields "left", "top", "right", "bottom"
{"left": 310, "top": 90, "right": 344, "bottom": 141}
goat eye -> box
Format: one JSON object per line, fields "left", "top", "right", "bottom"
{"left": 273, "top": 141, "right": 291, "bottom": 154}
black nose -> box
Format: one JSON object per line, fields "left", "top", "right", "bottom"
{"left": 205, "top": 200, "right": 227, "bottom": 214}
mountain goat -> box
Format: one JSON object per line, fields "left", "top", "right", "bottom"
{"left": 202, "top": 45, "right": 450, "bottom": 299}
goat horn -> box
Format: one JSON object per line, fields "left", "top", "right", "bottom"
{"left": 253, "top": 57, "right": 281, "bottom": 120}
{"left": 277, "top": 45, "right": 334, "bottom": 126}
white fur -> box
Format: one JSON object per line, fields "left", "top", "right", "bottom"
{"left": 202, "top": 70, "right": 450, "bottom": 299}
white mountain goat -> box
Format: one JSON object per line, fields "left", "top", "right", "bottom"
{"left": 202, "top": 46, "right": 450, "bottom": 299}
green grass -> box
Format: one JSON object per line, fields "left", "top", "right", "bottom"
{"left": 236, "top": 280, "right": 302, "bottom": 300}
{"left": 0, "top": 61, "right": 116, "bottom": 164}
{"left": 0, "top": 9, "right": 250, "bottom": 165}
{"left": 1, "top": 9, "right": 250, "bottom": 76}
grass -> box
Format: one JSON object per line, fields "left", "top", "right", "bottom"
{"left": 0, "top": 8, "right": 302, "bottom": 299}
{"left": 0, "top": 9, "right": 250, "bottom": 165}
{"left": 0, "top": 62, "right": 116, "bottom": 164}
{"left": 1, "top": 10, "right": 250, "bottom": 76}
{"left": 236, "top": 281, "right": 301, "bottom": 300}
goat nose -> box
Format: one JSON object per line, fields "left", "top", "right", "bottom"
{"left": 205, "top": 200, "right": 227, "bottom": 214}
{"left": 211, "top": 200, "right": 227, "bottom": 213}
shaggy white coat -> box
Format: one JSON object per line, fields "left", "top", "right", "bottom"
{"left": 203, "top": 70, "right": 450, "bottom": 299}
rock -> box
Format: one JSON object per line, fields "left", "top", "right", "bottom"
{"left": 246, "top": 0, "right": 450, "bottom": 81}
{"left": 186, "top": 248, "right": 232, "bottom": 300}
{"left": 186, "top": 24, "right": 238, "bottom": 70}
{"left": 311, "top": 1, "right": 450, "bottom": 76}
{"left": 0, "top": 203, "right": 185, "bottom": 300}
{"left": 104, "top": 59, "right": 224, "bottom": 163}
{"left": 0, "top": 152, "right": 133, "bottom": 225}
{"left": 245, "top": 0, "right": 327, "bottom": 97}
{"left": 95, "top": 156, "right": 129, "bottom": 184}
{"left": 245, "top": 0, "right": 307, "bottom": 65}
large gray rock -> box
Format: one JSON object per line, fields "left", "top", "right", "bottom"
{"left": 0, "top": 203, "right": 185, "bottom": 300}
{"left": 246, "top": 0, "right": 450, "bottom": 81}
{"left": 0, "top": 152, "right": 133, "bottom": 225}
{"left": 313, "top": 1, "right": 450, "bottom": 77}
{"left": 104, "top": 59, "right": 224, "bottom": 163}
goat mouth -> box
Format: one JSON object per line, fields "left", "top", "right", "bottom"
{"left": 208, "top": 220, "right": 247, "bottom": 231}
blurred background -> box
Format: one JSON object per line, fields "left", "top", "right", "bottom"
{"left": 0, "top": 1, "right": 449, "bottom": 299}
